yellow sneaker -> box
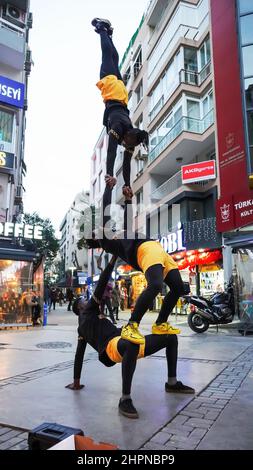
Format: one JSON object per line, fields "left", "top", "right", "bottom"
{"left": 152, "top": 322, "right": 181, "bottom": 335}
{"left": 121, "top": 322, "right": 145, "bottom": 345}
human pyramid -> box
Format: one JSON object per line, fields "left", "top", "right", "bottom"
{"left": 65, "top": 19, "right": 195, "bottom": 419}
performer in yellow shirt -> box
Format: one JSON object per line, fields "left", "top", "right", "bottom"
{"left": 91, "top": 18, "right": 148, "bottom": 193}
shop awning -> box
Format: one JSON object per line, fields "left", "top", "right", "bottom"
{"left": 0, "top": 247, "right": 36, "bottom": 262}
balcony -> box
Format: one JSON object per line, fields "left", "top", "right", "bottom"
{"left": 179, "top": 61, "right": 211, "bottom": 87}
{"left": 0, "top": 18, "right": 25, "bottom": 69}
{"left": 151, "top": 169, "right": 213, "bottom": 201}
{"left": 148, "top": 95, "right": 165, "bottom": 122}
{"left": 149, "top": 108, "right": 214, "bottom": 164}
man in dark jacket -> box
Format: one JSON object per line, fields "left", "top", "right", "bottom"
{"left": 65, "top": 255, "right": 194, "bottom": 419}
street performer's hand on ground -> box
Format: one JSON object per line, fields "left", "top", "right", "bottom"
{"left": 105, "top": 174, "right": 117, "bottom": 189}
{"left": 65, "top": 381, "right": 85, "bottom": 391}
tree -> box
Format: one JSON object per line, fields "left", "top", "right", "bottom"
{"left": 23, "top": 212, "right": 59, "bottom": 276}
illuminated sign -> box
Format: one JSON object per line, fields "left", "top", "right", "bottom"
{"left": 0, "top": 223, "right": 43, "bottom": 240}
{"left": 0, "top": 75, "right": 25, "bottom": 109}
{"left": 159, "top": 222, "right": 186, "bottom": 254}
{"left": 0, "top": 151, "right": 14, "bottom": 171}
{"left": 182, "top": 160, "right": 216, "bottom": 184}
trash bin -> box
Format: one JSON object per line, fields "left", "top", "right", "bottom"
{"left": 28, "top": 422, "right": 84, "bottom": 450}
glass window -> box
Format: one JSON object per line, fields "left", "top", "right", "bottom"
{"left": 249, "top": 146, "right": 253, "bottom": 170}
{"left": 242, "top": 45, "right": 253, "bottom": 76}
{"left": 187, "top": 100, "right": 200, "bottom": 119}
{"left": 136, "top": 81, "right": 143, "bottom": 104}
{"left": 189, "top": 200, "right": 204, "bottom": 221}
{"left": 245, "top": 78, "right": 253, "bottom": 109}
{"left": 184, "top": 48, "right": 198, "bottom": 71}
{"left": 240, "top": 14, "right": 253, "bottom": 45}
{"left": 247, "top": 110, "right": 253, "bottom": 145}
{"left": 174, "top": 106, "right": 182, "bottom": 123}
{"left": 0, "top": 109, "right": 14, "bottom": 143}
{"left": 0, "top": 260, "right": 35, "bottom": 325}
{"left": 239, "top": 0, "right": 253, "bottom": 15}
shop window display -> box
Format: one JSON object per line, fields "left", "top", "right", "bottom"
{"left": 0, "top": 260, "right": 34, "bottom": 325}
{"left": 233, "top": 248, "right": 253, "bottom": 324}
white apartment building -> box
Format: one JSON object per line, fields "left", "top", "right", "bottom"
{"left": 89, "top": 0, "right": 222, "bottom": 294}
{"left": 59, "top": 190, "right": 90, "bottom": 276}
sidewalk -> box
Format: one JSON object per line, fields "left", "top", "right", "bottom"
{"left": 0, "top": 306, "right": 252, "bottom": 450}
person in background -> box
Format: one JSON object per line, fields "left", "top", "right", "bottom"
{"left": 111, "top": 283, "right": 121, "bottom": 321}
{"left": 100, "top": 280, "right": 116, "bottom": 324}
{"left": 66, "top": 288, "right": 74, "bottom": 311}
{"left": 50, "top": 287, "right": 58, "bottom": 311}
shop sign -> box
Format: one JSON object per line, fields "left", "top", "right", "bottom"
{"left": 181, "top": 160, "right": 216, "bottom": 184}
{"left": 159, "top": 222, "right": 186, "bottom": 254}
{"left": 0, "top": 223, "right": 43, "bottom": 239}
{"left": 0, "top": 151, "right": 14, "bottom": 170}
{"left": 216, "top": 190, "right": 253, "bottom": 231}
{"left": 0, "top": 75, "right": 25, "bottom": 109}
{"left": 210, "top": 0, "right": 248, "bottom": 197}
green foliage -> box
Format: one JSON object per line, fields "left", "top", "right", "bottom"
{"left": 23, "top": 212, "right": 59, "bottom": 274}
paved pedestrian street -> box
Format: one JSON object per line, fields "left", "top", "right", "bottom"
{"left": 0, "top": 308, "right": 253, "bottom": 450}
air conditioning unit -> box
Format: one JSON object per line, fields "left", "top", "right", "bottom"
{"left": 3, "top": 4, "right": 26, "bottom": 28}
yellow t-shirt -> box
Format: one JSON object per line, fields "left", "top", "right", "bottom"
{"left": 96, "top": 75, "right": 128, "bottom": 105}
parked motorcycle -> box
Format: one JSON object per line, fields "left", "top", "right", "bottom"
{"left": 184, "top": 278, "right": 235, "bottom": 333}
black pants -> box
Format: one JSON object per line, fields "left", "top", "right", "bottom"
{"left": 117, "top": 335, "right": 178, "bottom": 395}
{"left": 131, "top": 265, "right": 185, "bottom": 324}
{"left": 100, "top": 298, "right": 116, "bottom": 323}
{"left": 99, "top": 30, "right": 122, "bottom": 80}
{"left": 99, "top": 31, "right": 132, "bottom": 186}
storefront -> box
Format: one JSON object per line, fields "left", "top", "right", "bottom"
{"left": 0, "top": 222, "right": 44, "bottom": 328}
{"left": 171, "top": 248, "right": 224, "bottom": 297}
{"left": 223, "top": 229, "right": 253, "bottom": 326}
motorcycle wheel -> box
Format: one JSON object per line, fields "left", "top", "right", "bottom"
{"left": 188, "top": 312, "right": 209, "bottom": 333}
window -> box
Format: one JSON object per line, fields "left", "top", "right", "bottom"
{"left": 98, "top": 171, "right": 102, "bottom": 193}
{"left": 202, "top": 90, "right": 213, "bottom": 116}
{"left": 93, "top": 180, "right": 96, "bottom": 199}
{"left": 245, "top": 78, "right": 253, "bottom": 109}
{"left": 242, "top": 45, "right": 253, "bottom": 77}
{"left": 136, "top": 81, "right": 143, "bottom": 104}
{"left": 200, "top": 37, "right": 211, "bottom": 69}
{"left": 189, "top": 200, "right": 204, "bottom": 221}
{"left": 133, "top": 49, "right": 142, "bottom": 79}
{"left": 136, "top": 190, "right": 143, "bottom": 214}
{"left": 239, "top": 0, "right": 253, "bottom": 14}
{"left": 123, "top": 66, "right": 131, "bottom": 85}
{"left": 0, "top": 109, "right": 14, "bottom": 143}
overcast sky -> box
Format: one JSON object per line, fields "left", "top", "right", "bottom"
{"left": 23, "top": 0, "right": 149, "bottom": 235}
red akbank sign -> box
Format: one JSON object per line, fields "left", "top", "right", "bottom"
{"left": 182, "top": 160, "right": 216, "bottom": 184}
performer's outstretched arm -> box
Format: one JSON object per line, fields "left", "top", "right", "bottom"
{"left": 92, "top": 255, "right": 117, "bottom": 304}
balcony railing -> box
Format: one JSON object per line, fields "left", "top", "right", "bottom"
{"left": 179, "top": 61, "right": 211, "bottom": 87}
{"left": 149, "top": 108, "right": 214, "bottom": 164}
{"left": 152, "top": 171, "right": 183, "bottom": 201}
{"left": 0, "top": 17, "right": 25, "bottom": 51}
{"left": 148, "top": 95, "right": 164, "bottom": 122}
{"left": 151, "top": 168, "right": 213, "bottom": 201}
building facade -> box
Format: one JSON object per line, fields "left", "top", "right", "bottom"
{"left": 89, "top": 0, "right": 253, "bottom": 308}
{"left": 0, "top": 1, "right": 39, "bottom": 327}
{"left": 59, "top": 190, "right": 90, "bottom": 286}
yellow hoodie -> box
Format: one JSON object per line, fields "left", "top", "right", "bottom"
{"left": 96, "top": 75, "right": 128, "bottom": 106}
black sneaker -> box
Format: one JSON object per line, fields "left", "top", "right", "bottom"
{"left": 118, "top": 399, "right": 139, "bottom": 419}
{"left": 91, "top": 18, "right": 112, "bottom": 32}
{"left": 165, "top": 381, "right": 195, "bottom": 394}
